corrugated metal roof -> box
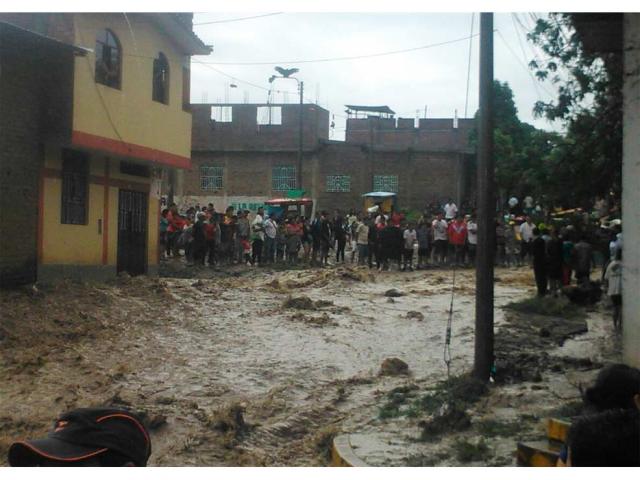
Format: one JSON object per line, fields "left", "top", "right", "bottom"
{"left": 345, "top": 105, "right": 396, "bottom": 115}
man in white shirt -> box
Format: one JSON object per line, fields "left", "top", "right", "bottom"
{"left": 519, "top": 216, "right": 535, "bottom": 264}
{"left": 466, "top": 215, "right": 478, "bottom": 266}
{"left": 263, "top": 213, "right": 277, "bottom": 264}
{"left": 444, "top": 199, "right": 458, "bottom": 220}
{"left": 402, "top": 223, "right": 417, "bottom": 271}
{"left": 432, "top": 213, "right": 449, "bottom": 265}
{"left": 356, "top": 219, "right": 370, "bottom": 266}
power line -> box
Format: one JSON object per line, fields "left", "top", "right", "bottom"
{"left": 193, "top": 12, "right": 284, "bottom": 26}
{"left": 464, "top": 13, "right": 476, "bottom": 117}
{"left": 495, "top": 29, "right": 554, "bottom": 99}
{"left": 198, "top": 33, "right": 480, "bottom": 66}
{"left": 510, "top": 13, "right": 544, "bottom": 100}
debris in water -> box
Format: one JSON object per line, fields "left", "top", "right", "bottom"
{"left": 384, "top": 289, "right": 405, "bottom": 298}
{"left": 379, "top": 357, "right": 409, "bottom": 376}
{"left": 191, "top": 280, "right": 204, "bottom": 288}
{"left": 386, "top": 297, "right": 396, "bottom": 304}
{"left": 288, "top": 312, "right": 337, "bottom": 327}
{"left": 283, "top": 296, "right": 316, "bottom": 310}
{"left": 406, "top": 311, "right": 424, "bottom": 321}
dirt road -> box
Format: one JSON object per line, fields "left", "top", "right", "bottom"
{"left": 0, "top": 265, "right": 561, "bottom": 466}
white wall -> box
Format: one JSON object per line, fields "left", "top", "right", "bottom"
{"left": 622, "top": 13, "right": 640, "bottom": 368}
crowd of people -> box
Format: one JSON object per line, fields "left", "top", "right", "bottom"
{"left": 160, "top": 200, "right": 621, "bottom": 280}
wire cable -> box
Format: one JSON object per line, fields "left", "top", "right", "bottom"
{"left": 464, "top": 13, "right": 475, "bottom": 118}
{"left": 199, "top": 33, "right": 480, "bottom": 66}
{"left": 444, "top": 262, "right": 457, "bottom": 378}
{"left": 495, "top": 29, "right": 554, "bottom": 99}
{"left": 193, "top": 12, "right": 284, "bottom": 26}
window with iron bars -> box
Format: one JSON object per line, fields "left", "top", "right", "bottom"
{"left": 373, "top": 175, "right": 398, "bottom": 193}
{"left": 61, "top": 150, "right": 89, "bottom": 225}
{"left": 326, "top": 175, "right": 351, "bottom": 192}
{"left": 272, "top": 166, "right": 297, "bottom": 191}
{"left": 200, "top": 166, "right": 223, "bottom": 191}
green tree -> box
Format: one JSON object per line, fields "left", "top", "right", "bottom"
{"left": 527, "top": 13, "right": 622, "bottom": 207}
{"left": 470, "top": 80, "right": 559, "bottom": 206}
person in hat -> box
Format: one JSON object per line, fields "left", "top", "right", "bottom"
{"left": 8, "top": 407, "right": 151, "bottom": 467}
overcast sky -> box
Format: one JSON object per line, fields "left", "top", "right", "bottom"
{"left": 190, "top": 12, "right": 562, "bottom": 140}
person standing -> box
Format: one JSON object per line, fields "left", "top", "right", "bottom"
{"left": 402, "top": 222, "right": 417, "bottom": 271}
{"left": 546, "top": 227, "right": 564, "bottom": 296}
{"left": 333, "top": 210, "right": 347, "bottom": 263}
{"left": 236, "top": 210, "right": 251, "bottom": 263}
{"left": 573, "top": 235, "right": 594, "bottom": 287}
{"left": 532, "top": 227, "right": 548, "bottom": 296}
{"left": 251, "top": 207, "right": 265, "bottom": 266}
{"left": 356, "top": 217, "right": 370, "bottom": 266}
{"left": 263, "top": 213, "right": 278, "bottom": 264}
{"left": 504, "top": 220, "right": 519, "bottom": 267}
{"left": 319, "top": 211, "right": 332, "bottom": 266}
{"left": 285, "top": 216, "right": 303, "bottom": 265}
{"left": 603, "top": 250, "right": 623, "bottom": 330}
{"left": 444, "top": 198, "right": 458, "bottom": 221}
{"left": 204, "top": 214, "right": 217, "bottom": 266}
{"left": 416, "top": 219, "right": 431, "bottom": 269}
{"left": 432, "top": 213, "right": 449, "bottom": 266}
{"left": 311, "top": 212, "right": 322, "bottom": 266}
{"left": 561, "top": 229, "right": 575, "bottom": 285}
{"left": 368, "top": 216, "right": 379, "bottom": 269}
{"left": 301, "top": 216, "right": 313, "bottom": 265}
{"left": 466, "top": 215, "right": 478, "bottom": 267}
{"left": 192, "top": 212, "right": 207, "bottom": 265}
{"left": 519, "top": 216, "right": 535, "bottom": 264}
{"left": 448, "top": 215, "right": 468, "bottom": 267}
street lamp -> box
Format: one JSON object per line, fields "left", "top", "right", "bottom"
{"left": 269, "top": 66, "right": 304, "bottom": 193}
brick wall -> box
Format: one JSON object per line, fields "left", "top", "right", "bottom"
{"left": 191, "top": 103, "right": 330, "bottom": 151}
{"left": 0, "top": 23, "right": 74, "bottom": 286}
{"left": 181, "top": 144, "right": 471, "bottom": 215}
{"left": 345, "top": 116, "right": 475, "bottom": 152}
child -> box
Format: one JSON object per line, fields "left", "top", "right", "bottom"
{"left": 603, "top": 250, "right": 623, "bottom": 330}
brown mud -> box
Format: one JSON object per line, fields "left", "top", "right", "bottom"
{"left": 1, "top": 263, "right": 611, "bottom": 466}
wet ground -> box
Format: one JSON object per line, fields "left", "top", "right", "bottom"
{"left": 0, "top": 261, "right": 617, "bottom": 466}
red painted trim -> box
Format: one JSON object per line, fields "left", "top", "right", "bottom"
{"left": 96, "top": 414, "right": 150, "bottom": 451}
{"left": 42, "top": 168, "right": 150, "bottom": 193}
{"left": 102, "top": 161, "right": 110, "bottom": 265}
{"left": 72, "top": 130, "right": 191, "bottom": 169}
{"left": 16, "top": 441, "right": 108, "bottom": 462}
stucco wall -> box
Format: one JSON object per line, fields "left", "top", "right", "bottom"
{"left": 72, "top": 13, "right": 192, "bottom": 161}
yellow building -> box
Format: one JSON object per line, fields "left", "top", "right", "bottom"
{"left": 0, "top": 13, "right": 210, "bottom": 282}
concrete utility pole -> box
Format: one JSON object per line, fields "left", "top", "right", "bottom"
{"left": 474, "top": 12, "right": 495, "bottom": 382}
{"left": 269, "top": 67, "right": 304, "bottom": 193}
{"left": 298, "top": 81, "right": 304, "bottom": 191}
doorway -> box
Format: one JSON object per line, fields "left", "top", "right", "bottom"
{"left": 117, "top": 190, "right": 148, "bottom": 275}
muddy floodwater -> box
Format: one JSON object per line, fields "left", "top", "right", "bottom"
{"left": 0, "top": 265, "right": 612, "bottom": 466}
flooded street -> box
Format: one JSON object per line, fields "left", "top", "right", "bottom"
{"left": 0, "top": 265, "right": 612, "bottom": 466}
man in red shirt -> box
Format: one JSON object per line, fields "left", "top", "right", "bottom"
{"left": 447, "top": 215, "right": 468, "bottom": 266}
{"left": 166, "top": 203, "right": 185, "bottom": 257}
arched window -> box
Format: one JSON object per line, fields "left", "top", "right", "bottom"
{"left": 94, "top": 29, "right": 121, "bottom": 89}
{"left": 152, "top": 52, "right": 170, "bottom": 104}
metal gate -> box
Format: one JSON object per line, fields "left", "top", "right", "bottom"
{"left": 117, "top": 190, "right": 148, "bottom": 275}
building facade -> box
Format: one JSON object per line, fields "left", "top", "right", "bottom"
{"left": 179, "top": 103, "right": 474, "bottom": 214}
{"left": 0, "top": 13, "right": 210, "bottom": 285}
